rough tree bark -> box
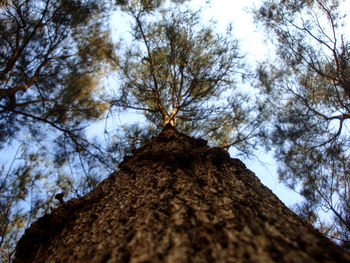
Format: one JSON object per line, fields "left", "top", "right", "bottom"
{"left": 14, "top": 125, "right": 350, "bottom": 262}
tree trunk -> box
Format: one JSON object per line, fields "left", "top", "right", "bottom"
{"left": 14, "top": 125, "right": 350, "bottom": 262}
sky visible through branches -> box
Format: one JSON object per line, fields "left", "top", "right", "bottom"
{"left": 192, "top": 0, "right": 305, "bottom": 207}
{"left": 0, "top": 0, "right": 334, "bottom": 220}
{"left": 3, "top": 2, "right": 350, "bottom": 257}
{"left": 105, "top": 0, "right": 304, "bottom": 208}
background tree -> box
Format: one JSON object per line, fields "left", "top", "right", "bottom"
{"left": 107, "top": 2, "right": 263, "bottom": 157}
{"left": 0, "top": 1, "right": 117, "bottom": 261}
{"left": 253, "top": 0, "right": 350, "bottom": 248}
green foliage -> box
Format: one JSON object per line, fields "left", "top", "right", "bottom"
{"left": 0, "top": 0, "right": 271, "bottom": 260}
{"left": 254, "top": 0, "right": 350, "bottom": 248}
{"left": 0, "top": 0, "right": 114, "bottom": 143}
{"left": 0, "top": 144, "right": 56, "bottom": 262}
{"left": 1, "top": 1, "right": 200, "bottom": 259}
{"left": 0, "top": 0, "right": 117, "bottom": 260}
{"left": 109, "top": 3, "right": 262, "bottom": 155}
{"left": 115, "top": 0, "right": 189, "bottom": 11}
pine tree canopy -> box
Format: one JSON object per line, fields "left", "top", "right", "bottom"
{"left": 253, "top": 0, "right": 350, "bottom": 248}
{"left": 3, "top": 0, "right": 350, "bottom": 260}
{"left": 107, "top": 2, "right": 262, "bottom": 156}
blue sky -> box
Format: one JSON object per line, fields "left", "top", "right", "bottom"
{"left": 0, "top": 0, "right": 306, "bottom": 210}
{"left": 108, "top": 0, "right": 305, "bottom": 208}
{"left": 190, "top": 0, "right": 303, "bottom": 206}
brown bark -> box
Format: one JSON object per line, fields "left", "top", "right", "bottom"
{"left": 14, "top": 125, "right": 350, "bottom": 263}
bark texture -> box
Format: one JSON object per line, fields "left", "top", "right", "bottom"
{"left": 14, "top": 125, "right": 350, "bottom": 262}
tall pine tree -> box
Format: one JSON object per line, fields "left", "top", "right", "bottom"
{"left": 13, "top": 125, "right": 350, "bottom": 262}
